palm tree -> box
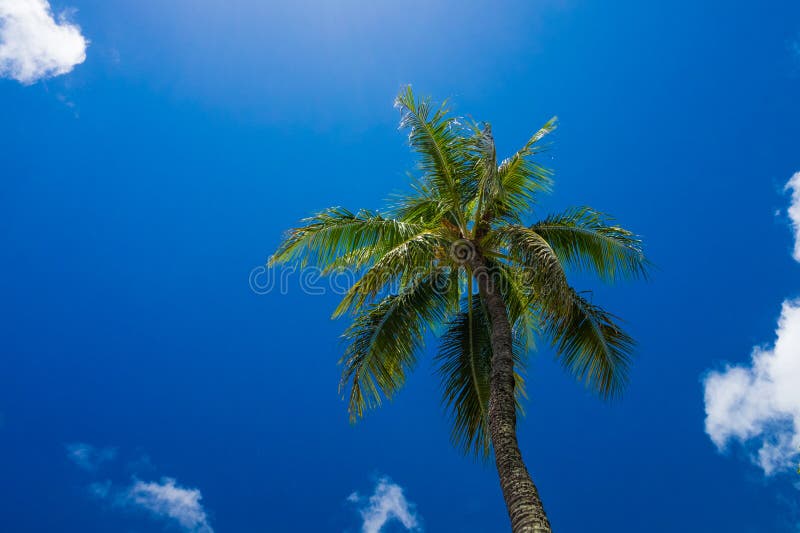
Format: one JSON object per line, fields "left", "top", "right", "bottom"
{"left": 270, "top": 87, "right": 647, "bottom": 532}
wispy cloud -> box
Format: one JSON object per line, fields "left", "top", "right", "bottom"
{"left": 88, "top": 480, "right": 112, "bottom": 499}
{"left": 786, "top": 172, "right": 800, "bottom": 262}
{"left": 124, "top": 478, "right": 214, "bottom": 533}
{"left": 349, "top": 477, "right": 421, "bottom": 533}
{"left": 66, "top": 444, "right": 214, "bottom": 533}
{"left": 66, "top": 442, "right": 116, "bottom": 472}
{"left": 702, "top": 171, "right": 800, "bottom": 475}
{"left": 0, "top": 0, "right": 88, "bottom": 84}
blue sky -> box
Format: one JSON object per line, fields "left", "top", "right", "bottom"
{"left": 1, "top": 1, "right": 800, "bottom": 531}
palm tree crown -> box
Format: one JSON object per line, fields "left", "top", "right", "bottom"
{"left": 270, "top": 86, "right": 647, "bottom": 458}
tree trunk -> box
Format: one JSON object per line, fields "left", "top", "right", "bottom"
{"left": 471, "top": 255, "right": 552, "bottom": 533}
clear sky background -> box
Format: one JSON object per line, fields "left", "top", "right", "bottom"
{"left": 1, "top": 1, "right": 800, "bottom": 532}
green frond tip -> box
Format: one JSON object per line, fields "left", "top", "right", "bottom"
{"left": 545, "top": 289, "right": 634, "bottom": 399}
{"left": 269, "top": 207, "right": 424, "bottom": 270}
{"left": 394, "top": 86, "right": 470, "bottom": 233}
{"left": 482, "top": 116, "right": 557, "bottom": 222}
{"left": 532, "top": 207, "right": 649, "bottom": 282}
{"left": 339, "top": 270, "right": 454, "bottom": 422}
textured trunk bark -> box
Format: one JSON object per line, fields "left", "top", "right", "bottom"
{"left": 471, "top": 255, "right": 552, "bottom": 533}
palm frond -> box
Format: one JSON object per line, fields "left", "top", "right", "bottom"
{"left": 544, "top": 289, "right": 634, "bottom": 399}
{"left": 532, "top": 207, "right": 648, "bottom": 281}
{"left": 467, "top": 123, "right": 498, "bottom": 235}
{"left": 388, "top": 179, "right": 450, "bottom": 226}
{"left": 332, "top": 230, "right": 445, "bottom": 317}
{"left": 269, "top": 207, "right": 424, "bottom": 269}
{"left": 340, "top": 270, "right": 454, "bottom": 421}
{"left": 494, "top": 224, "right": 573, "bottom": 316}
{"left": 394, "top": 86, "right": 470, "bottom": 232}
{"left": 436, "top": 296, "right": 527, "bottom": 458}
{"left": 487, "top": 117, "right": 557, "bottom": 222}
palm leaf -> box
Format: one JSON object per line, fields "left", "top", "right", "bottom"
{"left": 487, "top": 117, "right": 557, "bottom": 222}
{"left": 340, "top": 270, "right": 454, "bottom": 421}
{"left": 269, "top": 207, "right": 423, "bottom": 269}
{"left": 466, "top": 122, "right": 498, "bottom": 235}
{"left": 332, "top": 230, "right": 446, "bottom": 317}
{"left": 394, "top": 86, "right": 470, "bottom": 232}
{"left": 388, "top": 179, "right": 451, "bottom": 226}
{"left": 544, "top": 289, "right": 634, "bottom": 399}
{"left": 532, "top": 207, "right": 648, "bottom": 281}
{"left": 493, "top": 224, "right": 573, "bottom": 316}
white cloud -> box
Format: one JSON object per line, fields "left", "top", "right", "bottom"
{"left": 68, "top": 444, "right": 213, "bottom": 533}
{"left": 351, "top": 477, "right": 420, "bottom": 533}
{"left": 66, "top": 442, "right": 116, "bottom": 472}
{"left": 125, "top": 478, "right": 214, "bottom": 533}
{"left": 703, "top": 300, "right": 800, "bottom": 474}
{"left": 702, "top": 172, "right": 800, "bottom": 477}
{"left": 0, "top": 0, "right": 87, "bottom": 84}
{"left": 786, "top": 172, "right": 800, "bottom": 262}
